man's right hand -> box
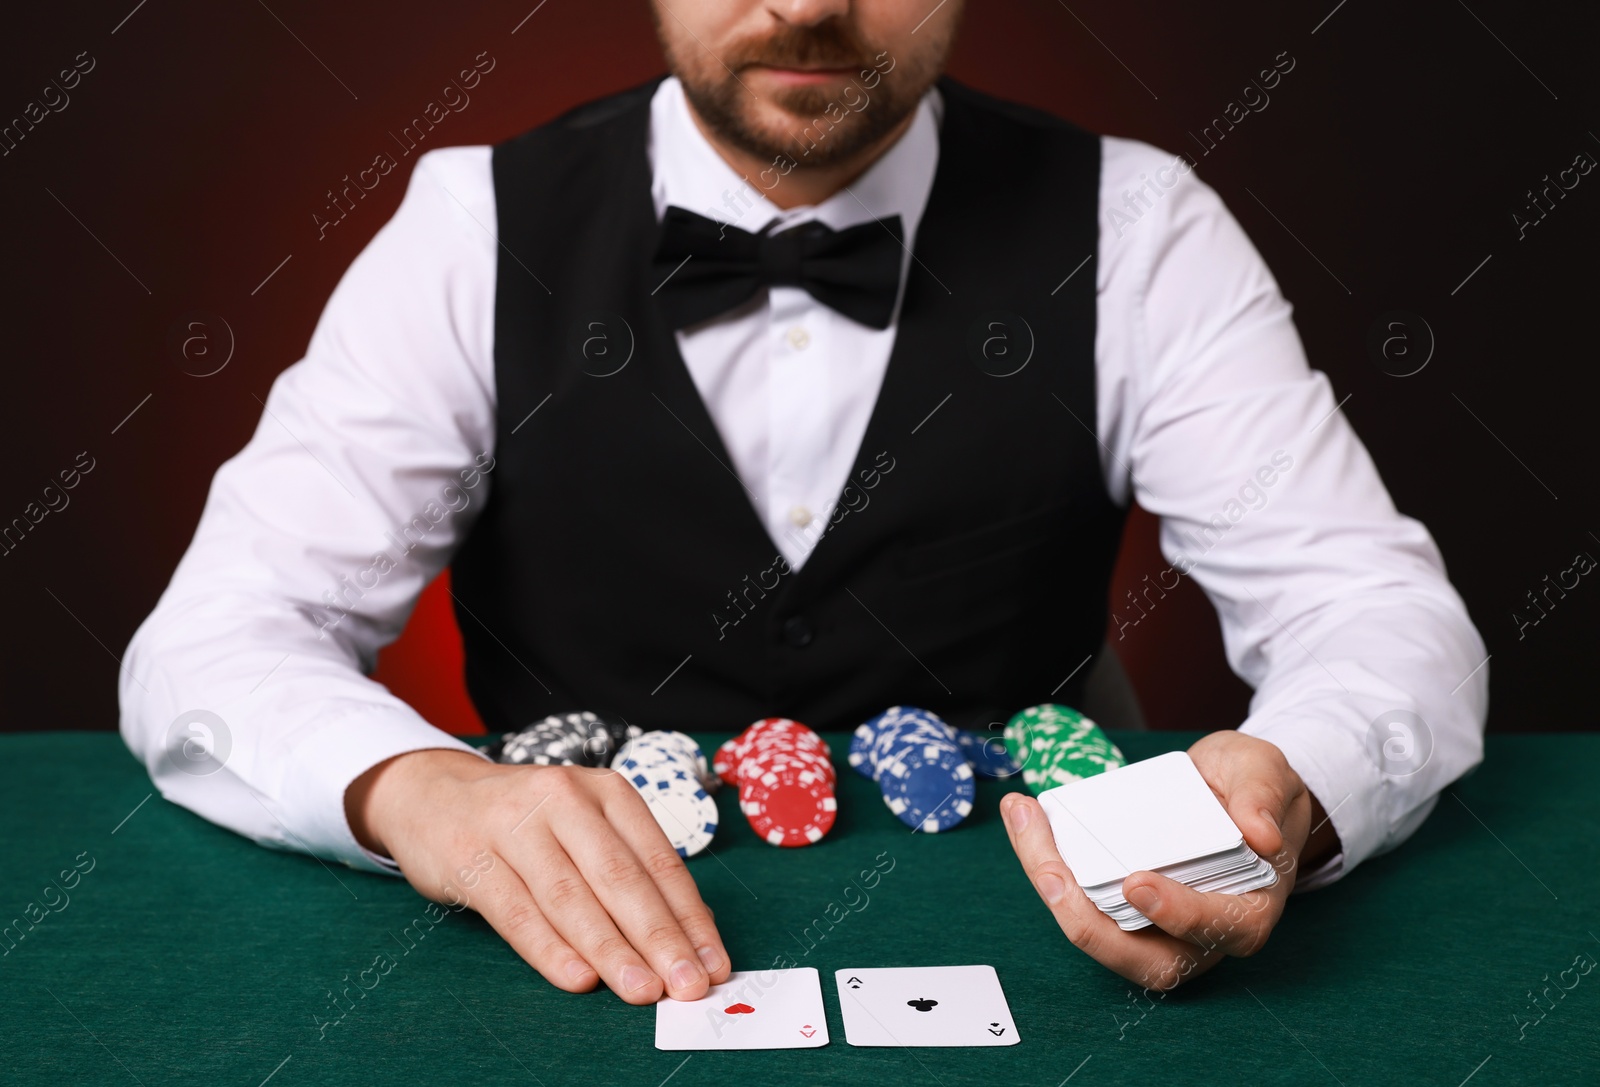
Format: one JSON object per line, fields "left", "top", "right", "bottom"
{"left": 345, "top": 748, "right": 730, "bottom": 1004}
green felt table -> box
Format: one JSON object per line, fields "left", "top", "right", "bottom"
{"left": 2, "top": 731, "right": 1597, "bottom": 1087}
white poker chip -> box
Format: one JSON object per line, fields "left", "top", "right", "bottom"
{"left": 609, "top": 731, "right": 719, "bottom": 855}
{"left": 613, "top": 730, "right": 717, "bottom": 790}
{"left": 628, "top": 763, "right": 718, "bottom": 858}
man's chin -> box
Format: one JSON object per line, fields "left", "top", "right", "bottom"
{"left": 731, "top": 129, "right": 860, "bottom": 171}
{"left": 681, "top": 77, "right": 893, "bottom": 168}
{"left": 747, "top": 88, "right": 842, "bottom": 124}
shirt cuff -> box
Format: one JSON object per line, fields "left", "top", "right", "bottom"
{"left": 358, "top": 843, "right": 406, "bottom": 875}
{"left": 1237, "top": 714, "right": 1385, "bottom": 888}
{"left": 279, "top": 704, "right": 491, "bottom": 874}
{"left": 1290, "top": 850, "right": 1345, "bottom": 893}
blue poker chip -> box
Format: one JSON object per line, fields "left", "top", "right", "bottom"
{"left": 852, "top": 707, "right": 929, "bottom": 779}
{"left": 848, "top": 723, "right": 879, "bottom": 779}
{"left": 851, "top": 706, "right": 957, "bottom": 785}
{"left": 875, "top": 728, "right": 950, "bottom": 774}
{"left": 876, "top": 735, "right": 976, "bottom": 833}
{"left": 868, "top": 708, "right": 950, "bottom": 768}
{"left": 956, "top": 728, "right": 1021, "bottom": 780}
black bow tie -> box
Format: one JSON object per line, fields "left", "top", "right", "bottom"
{"left": 649, "top": 205, "right": 905, "bottom": 331}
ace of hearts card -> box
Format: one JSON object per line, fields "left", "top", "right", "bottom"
{"left": 654, "top": 968, "right": 829, "bottom": 1050}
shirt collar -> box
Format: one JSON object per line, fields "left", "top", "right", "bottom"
{"left": 648, "top": 74, "right": 943, "bottom": 242}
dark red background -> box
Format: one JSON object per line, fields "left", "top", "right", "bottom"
{"left": 2, "top": 1, "right": 1595, "bottom": 735}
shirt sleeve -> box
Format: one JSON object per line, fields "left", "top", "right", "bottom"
{"left": 1095, "top": 136, "right": 1489, "bottom": 886}
{"left": 118, "top": 145, "right": 501, "bottom": 874}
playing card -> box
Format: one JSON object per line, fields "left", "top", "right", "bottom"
{"left": 834, "top": 966, "right": 1019, "bottom": 1047}
{"left": 654, "top": 968, "right": 828, "bottom": 1050}
{"left": 1038, "top": 751, "right": 1277, "bottom": 929}
{"left": 1039, "top": 750, "right": 1244, "bottom": 887}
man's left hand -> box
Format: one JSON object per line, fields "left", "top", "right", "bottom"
{"left": 1001, "top": 730, "right": 1319, "bottom": 991}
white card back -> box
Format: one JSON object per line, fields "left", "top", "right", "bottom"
{"left": 1038, "top": 751, "right": 1243, "bottom": 886}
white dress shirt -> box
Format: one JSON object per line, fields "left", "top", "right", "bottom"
{"left": 119, "top": 76, "right": 1487, "bottom": 890}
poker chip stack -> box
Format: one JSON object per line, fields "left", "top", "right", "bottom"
{"left": 489, "top": 711, "right": 643, "bottom": 767}
{"left": 488, "top": 715, "right": 719, "bottom": 859}
{"left": 714, "top": 718, "right": 839, "bottom": 847}
{"left": 611, "top": 730, "right": 721, "bottom": 859}
{"left": 849, "top": 706, "right": 976, "bottom": 833}
{"left": 954, "top": 728, "right": 1023, "bottom": 780}
{"left": 1001, "top": 703, "right": 1126, "bottom": 795}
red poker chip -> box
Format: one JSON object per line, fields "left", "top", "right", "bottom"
{"left": 713, "top": 737, "right": 743, "bottom": 786}
{"left": 764, "top": 726, "right": 838, "bottom": 762}
{"left": 738, "top": 762, "right": 837, "bottom": 847}
{"left": 744, "top": 740, "right": 831, "bottom": 761}
{"left": 720, "top": 726, "right": 787, "bottom": 762}
{"left": 742, "top": 718, "right": 829, "bottom": 752}
{"left": 721, "top": 718, "right": 839, "bottom": 846}
{"left": 740, "top": 732, "right": 828, "bottom": 759}
{"left": 739, "top": 748, "right": 836, "bottom": 785}
{"left": 740, "top": 765, "right": 836, "bottom": 791}
{"left": 742, "top": 732, "right": 831, "bottom": 757}
{"left": 747, "top": 716, "right": 802, "bottom": 730}
{"left": 741, "top": 736, "right": 828, "bottom": 760}
{"left": 728, "top": 724, "right": 825, "bottom": 764}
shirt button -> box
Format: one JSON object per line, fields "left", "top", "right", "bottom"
{"left": 782, "top": 616, "right": 815, "bottom": 647}
{"left": 788, "top": 505, "right": 813, "bottom": 527}
{"left": 786, "top": 326, "right": 810, "bottom": 350}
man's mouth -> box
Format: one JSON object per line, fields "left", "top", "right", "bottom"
{"left": 747, "top": 63, "right": 861, "bottom": 85}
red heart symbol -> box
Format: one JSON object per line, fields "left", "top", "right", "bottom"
{"left": 724, "top": 1002, "right": 755, "bottom": 1015}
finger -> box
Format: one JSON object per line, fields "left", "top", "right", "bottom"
{"left": 601, "top": 776, "right": 732, "bottom": 985}
{"left": 1120, "top": 870, "right": 1282, "bottom": 958}
{"left": 550, "top": 797, "right": 712, "bottom": 1001}
{"left": 1225, "top": 778, "right": 1290, "bottom": 859}
{"left": 522, "top": 842, "right": 667, "bottom": 1005}
{"left": 1199, "top": 741, "right": 1299, "bottom": 859}
{"left": 1000, "top": 793, "right": 1121, "bottom": 964}
{"left": 1002, "top": 794, "right": 1230, "bottom": 988}
{"left": 464, "top": 853, "right": 600, "bottom": 993}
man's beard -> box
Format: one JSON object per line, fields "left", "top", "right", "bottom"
{"left": 666, "top": 20, "right": 935, "bottom": 170}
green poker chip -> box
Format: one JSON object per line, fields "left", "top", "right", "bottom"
{"left": 1002, "top": 703, "right": 1089, "bottom": 768}
{"left": 1004, "top": 703, "right": 1125, "bottom": 795}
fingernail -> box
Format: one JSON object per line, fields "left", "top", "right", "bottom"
{"left": 697, "top": 945, "right": 721, "bottom": 973}
{"left": 565, "top": 960, "right": 594, "bottom": 984}
{"left": 1007, "top": 799, "right": 1031, "bottom": 833}
{"left": 1259, "top": 808, "right": 1280, "bottom": 833}
{"left": 1126, "top": 884, "right": 1160, "bottom": 913}
{"left": 669, "top": 959, "right": 702, "bottom": 992}
{"left": 1038, "top": 873, "right": 1065, "bottom": 904}
{"left": 622, "top": 965, "right": 654, "bottom": 993}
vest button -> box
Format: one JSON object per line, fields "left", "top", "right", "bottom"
{"left": 782, "top": 615, "right": 814, "bottom": 647}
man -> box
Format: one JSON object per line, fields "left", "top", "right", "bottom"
{"left": 121, "top": 0, "right": 1487, "bottom": 1006}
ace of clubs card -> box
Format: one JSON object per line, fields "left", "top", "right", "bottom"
{"left": 834, "top": 965, "right": 1020, "bottom": 1047}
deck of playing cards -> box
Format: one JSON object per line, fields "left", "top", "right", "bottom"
{"left": 1038, "top": 750, "right": 1278, "bottom": 930}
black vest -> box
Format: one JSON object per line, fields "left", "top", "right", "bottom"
{"left": 450, "top": 74, "right": 1128, "bottom": 735}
